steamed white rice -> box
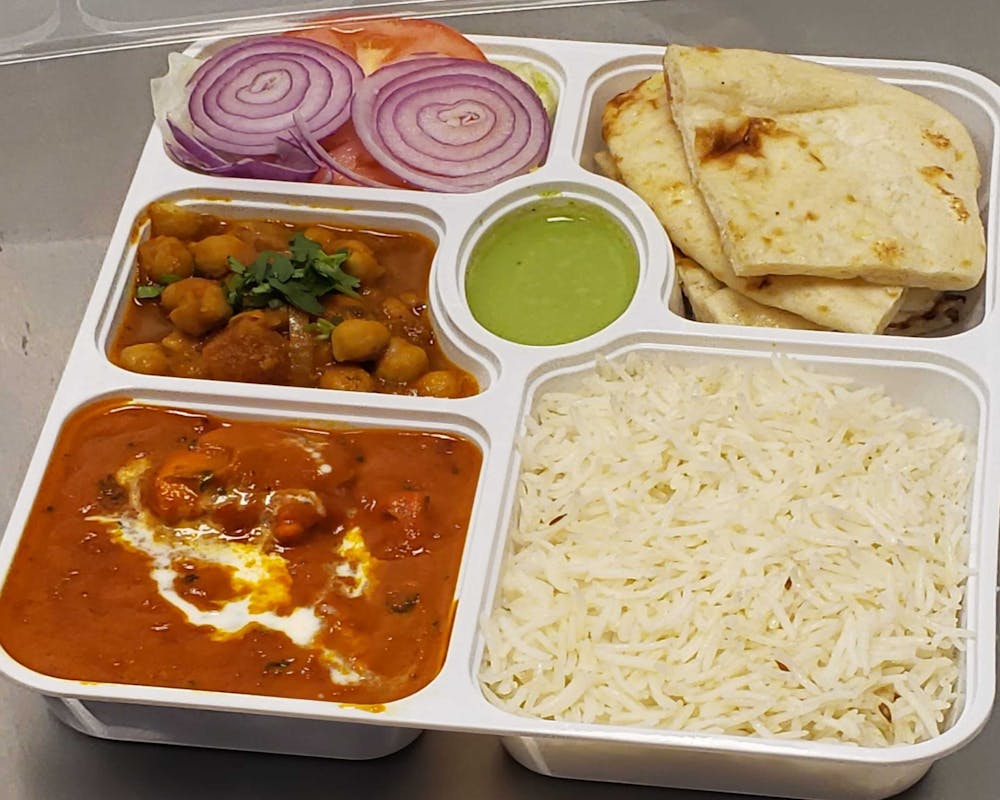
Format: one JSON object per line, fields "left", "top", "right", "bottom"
{"left": 479, "top": 354, "right": 972, "bottom": 746}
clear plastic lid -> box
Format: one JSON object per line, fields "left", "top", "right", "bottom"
{"left": 2, "top": 0, "right": 640, "bottom": 65}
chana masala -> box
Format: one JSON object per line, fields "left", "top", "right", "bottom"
{"left": 0, "top": 400, "right": 482, "bottom": 703}
{"left": 111, "top": 202, "right": 478, "bottom": 398}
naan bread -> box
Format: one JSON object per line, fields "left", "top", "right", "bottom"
{"left": 665, "top": 45, "right": 986, "bottom": 290}
{"left": 602, "top": 74, "right": 904, "bottom": 333}
{"left": 677, "top": 257, "right": 825, "bottom": 329}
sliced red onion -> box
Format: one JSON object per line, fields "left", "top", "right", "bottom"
{"left": 165, "top": 142, "right": 209, "bottom": 170}
{"left": 351, "top": 57, "right": 550, "bottom": 192}
{"left": 165, "top": 118, "right": 321, "bottom": 181}
{"left": 201, "top": 159, "right": 319, "bottom": 181}
{"left": 274, "top": 135, "right": 319, "bottom": 170}
{"left": 166, "top": 117, "right": 228, "bottom": 167}
{"left": 187, "top": 35, "right": 362, "bottom": 156}
{"left": 289, "top": 116, "right": 398, "bottom": 189}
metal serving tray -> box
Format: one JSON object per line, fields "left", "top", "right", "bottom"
{"left": 1, "top": 32, "right": 998, "bottom": 800}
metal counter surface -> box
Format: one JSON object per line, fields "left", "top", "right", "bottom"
{"left": 2, "top": 2, "right": 998, "bottom": 798}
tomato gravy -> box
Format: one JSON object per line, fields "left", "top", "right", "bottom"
{"left": 0, "top": 400, "right": 481, "bottom": 704}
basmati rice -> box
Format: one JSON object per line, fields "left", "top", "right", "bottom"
{"left": 479, "top": 354, "right": 971, "bottom": 745}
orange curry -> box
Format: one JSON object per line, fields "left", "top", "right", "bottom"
{"left": 110, "top": 202, "right": 477, "bottom": 397}
{"left": 0, "top": 400, "right": 481, "bottom": 703}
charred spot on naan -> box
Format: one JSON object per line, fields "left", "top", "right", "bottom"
{"left": 919, "top": 166, "right": 972, "bottom": 222}
{"left": 923, "top": 128, "right": 954, "bottom": 150}
{"left": 694, "top": 116, "right": 797, "bottom": 164}
{"left": 872, "top": 239, "right": 906, "bottom": 264}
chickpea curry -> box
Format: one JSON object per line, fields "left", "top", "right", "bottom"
{"left": 0, "top": 400, "right": 482, "bottom": 703}
{"left": 111, "top": 202, "right": 478, "bottom": 398}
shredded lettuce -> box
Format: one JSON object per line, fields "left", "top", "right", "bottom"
{"left": 150, "top": 52, "right": 203, "bottom": 135}
{"left": 498, "top": 61, "right": 558, "bottom": 120}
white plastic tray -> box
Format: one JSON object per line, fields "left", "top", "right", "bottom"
{"left": 1, "top": 33, "right": 999, "bottom": 800}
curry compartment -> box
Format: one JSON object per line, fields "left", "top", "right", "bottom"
{"left": 470, "top": 335, "right": 999, "bottom": 800}
{"left": 578, "top": 50, "right": 1000, "bottom": 337}
{"left": 0, "top": 390, "right": 496, "bottom": 755}
{"left": 99, "top": 191, "right": 495, "bottom": 398}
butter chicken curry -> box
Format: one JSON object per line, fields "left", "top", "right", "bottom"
{"left": 110, "top": 202, "right": 477, "bottom": 398}
{"left": 0, "top": 400, "right": 481, "bottom": 703}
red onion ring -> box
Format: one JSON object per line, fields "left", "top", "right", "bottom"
{"left": 166, "top": 119, "right": 321, "bottom": 181}
{"left": 187, "top": 36, "right": 362, "bottom": 157}
{"left": 167, "top": 118, "right": 228, "bottom": 167}
{"left": 351, "top": 57, "right": 550, "bottom": 192}
{"left": 289, "top": 116, "right": 398, "bottom": 189}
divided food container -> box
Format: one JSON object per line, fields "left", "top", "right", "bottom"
{"left": 2, "top": 33, "right": 1000, "bottom": 800}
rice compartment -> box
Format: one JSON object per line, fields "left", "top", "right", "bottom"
{"left": 480, "top": 354, "right": 971, "bottom": 746}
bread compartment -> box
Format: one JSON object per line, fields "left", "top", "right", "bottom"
{"left": 577, "top": 50, "right": 1000, "bottom": 338}
{"left": 98, "top": 190, "right": 495, "bottom": 400}
{"left": 472, "top": 333, "right": 997, "bottom": 799}
{"left": 0, "top": 387, "right": 494, "bottom": 754}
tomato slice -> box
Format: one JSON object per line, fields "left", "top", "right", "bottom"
{"left": 288, "top": 17, "right": 487, "bottom": 188}
{"left": 312, "top": 121, "right": 411, "bottom": 189}
{"left": 285, "top": 17, "right": 486, "bottom": 75}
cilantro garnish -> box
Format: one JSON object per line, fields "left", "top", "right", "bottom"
{"left": 135, "top": 272, "right": 183, "bottom": 300}
{"left": 136, "top": 284, "right": 163, "bottom": 300}
{"left": 305, "top": 317, "right": 338, "bottom": 340}
{"left": 224, "top": 233, "right": 360, "bottom": 315}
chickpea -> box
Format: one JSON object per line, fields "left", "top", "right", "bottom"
{"left": 413, "top": 370, "right": 464, "bottom": 398}
{"left": 190, "top": 234, "right": 257, "bottom": 278}
{"left": 231, "top": 307, "right": 288, "bottom": 331}
{"left": 138, "top": 236, "right": 194, "bottom": 283}
{"left": 161, "top": 277, "right": 232, "bottom": 337}
{"left": 160, "top": 330, "right": 197, "bottom": 354}
{"left": 374, "top": 337, "right": 429, "bottom": 384}
{"left": 331, "top": 319, "right": 391, "bottom": 362}
{"left": 319, "top": 366, "right": 376, "bottom": 393}
{"left": 381, "top": 296, "right": 410, "bottom": 323}
{"left": 118, "top": 343, "right": 170, "bottom": 375}
{"left": 305, "top": 230, "right": 384, "bottom": 282}
{"left": 338, "top": 239, "right": 385, "bottom": 283}
{"left": 160, "top": 331, "right": 207, "bottom": 379}
{"left": 148, "top": 202, "right": 207, "bottom": 240}
{"left": 303, "top": 226, "right": 340, "bottom": 253}
{"left": 231, "top": 220, "right": 293, "bottom": 251}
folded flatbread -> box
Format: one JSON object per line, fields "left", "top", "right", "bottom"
{"left": 676, "top": 257, "right": 825, "bottom": 329}
{"left": 665, "top": 45, "right": 986, "bottom": 290}
{"left": 602, "top": 74, "right": 904, "bottom": 333}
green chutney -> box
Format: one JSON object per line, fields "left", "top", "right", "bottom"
{"left": 464, "top": 199, "right": 639, "bottom": 345}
